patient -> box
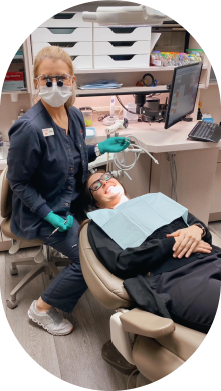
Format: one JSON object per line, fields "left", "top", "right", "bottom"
{"left": 82, "top": 170, "right": 221, "bottom": 334}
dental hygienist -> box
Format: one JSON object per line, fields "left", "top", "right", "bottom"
{"left": 7, "top": 46, "right": 130, "bottom": 336}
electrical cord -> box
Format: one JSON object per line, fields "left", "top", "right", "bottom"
{"left": 117, "top": 95, "right": 152, "bottom": 126}
{"left": 116, "top": 95, "right": 140, "bottom": 116}
{"left": 169, "top": 153, "right": 178, "bottom": 201}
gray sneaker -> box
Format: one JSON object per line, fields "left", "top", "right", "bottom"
{"left": 28, "top": 300, "right": 74, "bottom": 336}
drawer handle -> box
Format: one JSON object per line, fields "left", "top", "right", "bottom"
{"left": 109, "top": 41, "right": 135, "bottom": 47}
{"left": 48, "top": 28, "right": 76, "bottom": 34}
{"left": 109, "top": 27, "right": 136, "bottom": 34}
{"left": 109, "top": 55, "right": 135, "bottom": 61}
{"left": 48, "top": 42, "right": 77, "bottom": 48}
{"left": 52, "top": 13, "right": 76, "bottom": 19}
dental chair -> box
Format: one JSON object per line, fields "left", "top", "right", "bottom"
{"left": 79, "top": 220, "right": 221, "bottom": 385}
{"left": 0, "top": 167, "right": 71, "bottom": 309}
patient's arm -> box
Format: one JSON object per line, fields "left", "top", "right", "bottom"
{"left": 166, "top": 212, "right": 212, "bottom": 259}
{"left": 182, "top": 212, "right": 211, "bottom": 244}
{"left": 87, "top": 220, "right": 175, "bottom": 279}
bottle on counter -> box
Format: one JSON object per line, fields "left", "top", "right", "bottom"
{"left": 18, "top": 109, "right": 25, "bottom": 119}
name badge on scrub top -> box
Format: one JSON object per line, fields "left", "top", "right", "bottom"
{"left": 42, "top": 128, "right": 54, "bottom": 137}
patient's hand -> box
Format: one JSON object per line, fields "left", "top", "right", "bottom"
{"left": 167, "top": 226, "right": 210, "bottom": 259}
{"left": 172, "top": 238, "right": 211, "bottom": 258}
{"left": 192, "top": 240, "right": 212, "bottom": 254}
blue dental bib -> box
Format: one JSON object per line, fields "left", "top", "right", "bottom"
{"left": 87, "top": 193, "right": 188, "bottom": 250}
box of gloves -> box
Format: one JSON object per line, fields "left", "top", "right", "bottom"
{"left": 3, "top": 72, "right": 24, "bottom": 91}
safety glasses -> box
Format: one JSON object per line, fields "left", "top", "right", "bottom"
{"left": 35, "top": 74, "right": 73, "bottom": 87}
{"left": 89, "top": 172, "right": 114, "bottom": 192}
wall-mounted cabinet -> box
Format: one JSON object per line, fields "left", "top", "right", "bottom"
{"left": 2, "top": 46, "right": 27, "bottom": 93}
{"left": 1, "top": 38, "right": 34, "bottom": 105}
{"left": 28, "top": 10, "right": 211, "bottom": 109}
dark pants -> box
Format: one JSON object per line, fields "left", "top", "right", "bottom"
{"left": 154, "top": 254, "right": 221, "bottom": 333}
{"left": 38, "top": 221, "right": 87, "bottom": 313}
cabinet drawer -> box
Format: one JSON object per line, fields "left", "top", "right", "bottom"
{"left": 40, "top": 12, "right": 91, "bottom": 28}
{"left": 33, "top": 56, "right": 93, "bottom": 69}
{"left": 94, "top": 54, "right": 150, "bottom": 69}
{"left": 71, "top": 54, "right": 150, "bottom": 70}
{"left": 32, "top": 42, "right": 92, "bottom": 57}
{"left": 94, "top": 41, "right": 150, "bottom": 55}
{"left": 94, "top": 27, "right": 151, "bottom": 41}
{"left": 31, "top": 28, "right": 92, "bottom": 42}
{"left": 32, "top": 41, "right": 150, "bottom": 58}
{"left": 72, "top": 56, "right": 93, "bottom": 69}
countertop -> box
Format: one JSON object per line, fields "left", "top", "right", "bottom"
{"left": 87, "top": 120, "right": 221, "bottom": 153}
{"left": 1, "top": 120, "right": 220, "bottom": 172}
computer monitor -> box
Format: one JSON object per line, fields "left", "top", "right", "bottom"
{"left": 164, "top": 62, "right": 203, "bottom": 129}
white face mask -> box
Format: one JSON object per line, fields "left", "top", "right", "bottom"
{"left": 38, "top": 83, "right": 73, "bottom": 107}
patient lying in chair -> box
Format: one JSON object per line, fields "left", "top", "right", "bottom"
{"left": 81, "top": 170, "right": 221, "bottom": 334}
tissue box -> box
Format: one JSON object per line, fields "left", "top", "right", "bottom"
{"left": 202, "top": 114, "right": 213, "bottom": 123}
{"left": 86, "top": 127, "right": 96, "bottom": 139}
{"left": 3, "top": 72, "right": 24, "bottom": 91}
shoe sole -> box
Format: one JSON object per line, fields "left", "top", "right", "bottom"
{"left": 28, "top": 310, "right": 74, "bottom": 336}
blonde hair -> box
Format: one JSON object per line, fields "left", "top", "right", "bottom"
{"left": 33, "top": 46, "right": 76, "bottom": 108}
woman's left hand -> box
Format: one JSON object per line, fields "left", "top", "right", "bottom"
{"left": 166, "top": 225, "right": 203, "bottom": 258}
{"left": 98, "top": 137, "right": 130, "bottom": 154}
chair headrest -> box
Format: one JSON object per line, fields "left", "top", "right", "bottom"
{"left": 0, "top": 167, "right": 12, "bottom": 218}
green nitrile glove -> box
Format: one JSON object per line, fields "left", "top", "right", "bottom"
{"left": 98, "top": 137, "right": 130, "bottom": 154}
{"left": 44, "top": 212, "right": 74, "bottom": 232}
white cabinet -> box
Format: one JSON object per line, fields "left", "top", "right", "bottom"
{"left": 31, "top": 12, "right": 152, "bottom": 70}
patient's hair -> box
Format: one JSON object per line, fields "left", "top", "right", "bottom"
{"left": 78, "top": 169, "right": 129, "bottom": 222}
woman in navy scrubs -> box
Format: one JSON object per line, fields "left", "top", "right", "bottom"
{"left": 7, "top": 46, "right": 130, "bottom": 336}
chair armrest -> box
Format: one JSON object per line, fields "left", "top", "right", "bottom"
{"left": 120, "top": 308, "right": 175, "bottom": 338}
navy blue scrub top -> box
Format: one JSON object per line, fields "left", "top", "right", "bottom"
{"left": 7, "top": 100, "right": 97, "bottom": 239}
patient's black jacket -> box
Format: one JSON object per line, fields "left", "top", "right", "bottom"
{"left": 87, "top": 213, "right": 213, "bottom": 280}
{"left": 87, "top": 213, "right": 218, "bottom": 321}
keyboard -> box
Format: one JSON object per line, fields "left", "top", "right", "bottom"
{"left": 188, "top": 121, "right": 218, "bottom": 142}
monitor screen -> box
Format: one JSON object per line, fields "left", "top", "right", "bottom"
{"left": 164, "top": 62, "right": 203, "bottom": 129}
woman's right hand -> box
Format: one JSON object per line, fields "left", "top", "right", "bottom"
{"left": 174, "top": 238, "right": 212, "bottom": 258}
{"left": 44, "top": 212, "right": 73, "bottom": 232}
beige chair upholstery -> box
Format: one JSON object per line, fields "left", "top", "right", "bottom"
{"left": 78, "top": 221, "right": 219, "bottom": 383}
{"left": 0, "top": 167, "right": 71, "bottom": 309}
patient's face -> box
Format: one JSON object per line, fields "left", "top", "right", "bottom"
{"left": 87, "top": 172, "right": 125, "bottom": 209}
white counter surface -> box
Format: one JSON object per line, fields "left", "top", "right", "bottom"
{"left": 0, "top": 121, "right": 220, "bottom": 172}
{"left": 87, "top": 120, "right": 221, "bottom": 153}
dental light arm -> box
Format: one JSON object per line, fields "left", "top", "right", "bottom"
{"left": 82, "top": 5, "right": 168, "bottom": 26}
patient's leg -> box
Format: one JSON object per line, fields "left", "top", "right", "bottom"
{"left": 154, "top": 254, "right": 221, "bottom": 333}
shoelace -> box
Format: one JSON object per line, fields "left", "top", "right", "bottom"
{"left": 47, "top": 307, "right": 63, "bottom": 323}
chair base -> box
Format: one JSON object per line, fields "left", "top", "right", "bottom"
{"left": 6, "top": 257, "right": 71, "bottom": 309}
{"left": 101, "top": 340, "right": 137, "bottom": 375}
